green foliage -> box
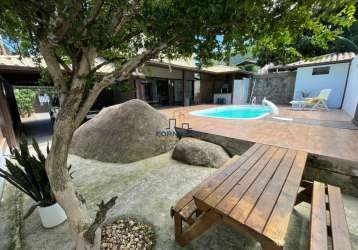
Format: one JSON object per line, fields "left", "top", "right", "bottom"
{"left": 0, "top": 139, "right": 56, "bottom": 217}
{"left": 0, "top": 0, "right": 356, "bottom": 69}
{"left": 14, "top": 89, "right": 36, "bottom": 117}
{"left": 253, "top": 2, "right": 357, "bottom": 66}
{"left": 117, "top": 81, "right": 135, "bottom": 92}
{"left": 335, "top": 21, "right": 358, "bottom": 53}
{"left": 239, "top": 64, "right": 259, "bottom": 73}
{"left": 0, "top": 0, "right": 356, "bottom": 236}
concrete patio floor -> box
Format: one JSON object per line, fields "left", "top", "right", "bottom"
{"left": 1, "top": 152, "right": 357, "bottom": 250}
{"left": 160, "top": 105, "right": 358, "bottom": 162}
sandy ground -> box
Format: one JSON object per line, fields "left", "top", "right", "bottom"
{"left": 1, "top": 152, "right": 358, "bottom": 250}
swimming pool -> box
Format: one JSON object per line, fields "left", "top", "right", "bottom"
{"left": 190, "top": 105, "right": 273, "bottom": 119}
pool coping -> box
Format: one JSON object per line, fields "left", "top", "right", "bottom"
{"left": 189, "top": 105, "right": 273, "bottom": 120}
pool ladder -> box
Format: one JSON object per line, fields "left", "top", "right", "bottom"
{"left": 251, "top": 96, "right": 256, "bottom": 104}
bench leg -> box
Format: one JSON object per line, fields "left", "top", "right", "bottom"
{"left": 174, "top": 209, "right": 221, "bottom": 246}
{"left": 261, "top": 241, "right": 283, "bottom": 250}
{"left": 174, "top": 213, "right": 183, "bottom": 241}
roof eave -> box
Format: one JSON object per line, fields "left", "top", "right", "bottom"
{"left": 0, "top": 65, "right": 40, "bottom": 73}
{"left": 201, "top": 69, "right": 253, "bottom": 75}
{"left": 271, "top": 58, "right": 354, "bottom": 71}
{"left": 147, "top": 61, "right": 253, "bottom": 75}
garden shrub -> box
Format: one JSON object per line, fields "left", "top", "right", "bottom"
{"left": 14, "top": 89, "right": 37, "bottom": 117}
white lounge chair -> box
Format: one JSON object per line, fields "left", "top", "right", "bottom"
{"left": 290, "top": 89, "right": 331, "bottom": 111}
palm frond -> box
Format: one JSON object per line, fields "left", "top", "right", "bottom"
{"left": 349, "top": 33, "right": 358, "bottom": 44}
{"left": 32, "top": 138, "right": 46, "bottom": 163}
{"left": 4, "top": 138, "right": 56, "bottom": 206}
{"left": 3, "top": 138, "right": 73, "bottom": 208}
{"left": 335, "top": 36, "right": 358, "bottom": 53}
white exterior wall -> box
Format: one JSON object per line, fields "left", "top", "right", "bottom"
{"left": 294, "top": 63, "right": 350, "bottom": 108}
{"left": 233, "top": 78, "right": 250, "bottom": 104}
{"left": 342, "top": 56, "right": 358, "bottom": 117}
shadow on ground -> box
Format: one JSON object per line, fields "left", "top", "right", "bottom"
{"left": 1, "top": 152, "right": 357, "bottom": 249}
{"left": 21, "top": 112, "right": 53, "bottom": 144}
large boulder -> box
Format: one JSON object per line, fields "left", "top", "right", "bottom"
{"left": 70, "top": 99, "right": 178, "bottom": 163}
{"left": 172, "top": 138, "right": 230, "bottom": 168}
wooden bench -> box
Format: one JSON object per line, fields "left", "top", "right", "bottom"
{"left": 171, "top": 143, "right": 352, "bottom": 249}
{"left": 310, "top": 181, "right": 352, "bottom": 250}
{"left": 170, "top": 155, "right": 241, "bottom": 246}
{"left": 171, "top": 143, "right": 309, "bottom": 249}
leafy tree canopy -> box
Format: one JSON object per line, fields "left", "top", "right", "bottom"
{"left": 0, "top": 0, "right": 356, "bottom": 70}
{"left": 335, "top": 21, "right": 358, "bottom": 53}
{"left": 0, "top": 1, "right": 357, "bottom": 248}
{"left": 254, "top": 2, "right": 357, "bottom": 66}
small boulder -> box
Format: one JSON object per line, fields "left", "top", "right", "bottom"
{"left": 70, "top": 99, "right": 178, "bottom": 163}
{"left": 172, "top": 138, "right": 230, "bottom": 168}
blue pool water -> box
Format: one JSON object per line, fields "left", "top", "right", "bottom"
{"left": 190, "top": 105, "right": 272, "bottom": 119}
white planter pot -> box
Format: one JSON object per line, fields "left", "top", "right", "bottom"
{"left": 38, "top": 203, "right": 67, "bottom": 228}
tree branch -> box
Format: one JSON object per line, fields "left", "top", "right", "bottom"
{"left": 53, "top": 1, "right": 82, "bottom": 42}
{"left": 113, "top": 0, "right": 140, "bottom": 35}
{"left": 39, "top": 41, "right": 68, "bottom": 94}
{"left": 55, "top": 53, "right": 72, "bottom": 73}
{"left": 75, "top": 42, "right": 169, "bottom": 127}
{"left": 85, "top": 0, "right": 104, "bottom": 28}
{"left": 89, "top": 56, "right": 125, "bottom": 75}
{"left": 83, "top": 196, "right": 117, "bottom": 245}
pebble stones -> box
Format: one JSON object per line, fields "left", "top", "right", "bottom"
{"left": 101, "top": 218, "right": 154, "bottom": 250}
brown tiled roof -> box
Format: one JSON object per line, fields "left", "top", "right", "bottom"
{"left": 288, "top": 52, "right": 356, "bottom": 67}
{"left": 0, "top": 55, "right": 252, "bottom": 75}
{"left": 269, "top": 52, "right": 356, "bottom": 71}
{"left": 0, "top": 55, "right": 46, "bottom": 71}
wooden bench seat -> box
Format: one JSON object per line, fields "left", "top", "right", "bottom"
{"left": 170, "top": 155, "right": 240, "bottom": 245}
{"left": 170, "top": 186, "right": 200, "bottom": 225}
{"left": 310, "top": 181, "right": 352, "bottom": 250}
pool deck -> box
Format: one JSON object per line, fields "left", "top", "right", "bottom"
{"left": 160, "top": 105, "right": 358, "bottom": 163}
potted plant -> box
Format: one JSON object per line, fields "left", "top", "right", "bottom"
{"left": 0, "top": 138, "right": 67, "bottom": 228}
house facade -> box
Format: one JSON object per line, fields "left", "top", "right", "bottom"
{"left": 265, "top": 52, "right": 358, "bottom": 116}
{"left": 0, "top": 55, "right": 252, "bottom": 147}
{"left": 131, "top": 60, "right": 252, "bottom": 106}
{"left": 0, "top": 55, "right": 252, "bottom": 107}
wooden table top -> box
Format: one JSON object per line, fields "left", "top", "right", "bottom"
{"left": 193, "top": 143, "right": 308, "bottom": 247}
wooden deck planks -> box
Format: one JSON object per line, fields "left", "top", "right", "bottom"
{"left": 263, "top": 151, "right": 308, "bottom": 246}
{"left": 228, "top": 148, "right": 288, "bottom": 222}
{"left": 328, "top": 185, "right": 352, "bottom": 250}
{"left": 194, "top": 143, "right": 263, "bottom": 202}
{"left": 309, "top": 182, "right": 328, "bottom": 250}
{"left": 245, "top": 149, "right": 297, "bottom": 233}
{"left": 179, "top": 200, "right": 197, "bottom": 221}
{"left": 207, "top": 145, "right": 275, "bottom": 213}
{"left": 191, "top": 144, "right": 309, "bottom": 249}
{"left": 173, "top": 186, "right": 201, "bottom": 213}
{"left": 173, "top": 155, "right": 242, "bottom": 213}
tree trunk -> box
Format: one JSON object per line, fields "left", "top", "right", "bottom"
{"left": 45, "top": 98, "right": 100, "bottom": 249}
{"left": 41, "top": 45, "right": 103, "bottom": 249}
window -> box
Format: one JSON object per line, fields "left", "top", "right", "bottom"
{"left": 312, "top": 66, "right": 330, "bottom": 75}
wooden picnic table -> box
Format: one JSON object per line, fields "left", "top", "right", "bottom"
{"left": 191, "top": 143, "right": 308, "bottom": 250}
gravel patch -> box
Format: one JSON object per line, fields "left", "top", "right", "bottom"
{"left": 101, "top": 217, "right": 155, "bottom": 250}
